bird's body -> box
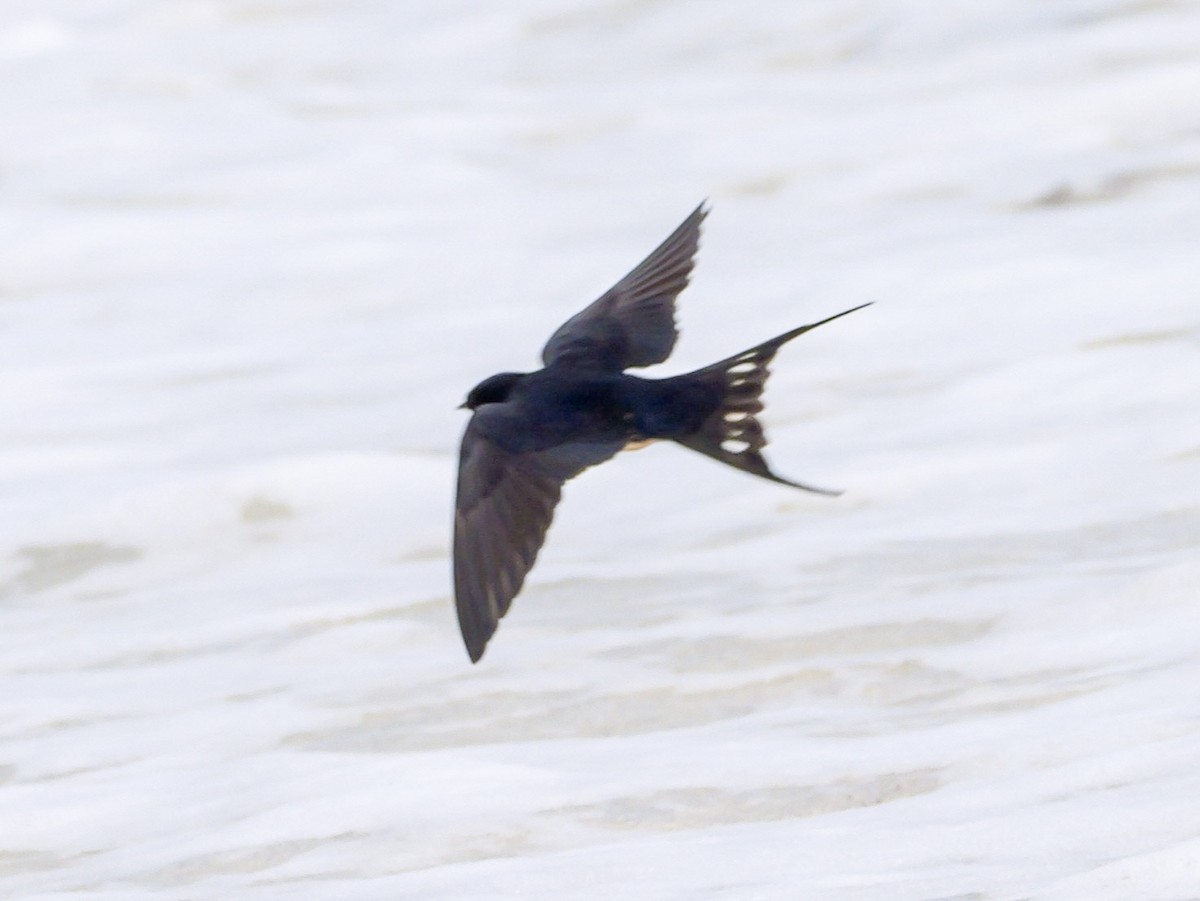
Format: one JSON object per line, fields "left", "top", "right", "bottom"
{"left": 454, "top": 204, "right": 866, "bottom": 662}
{"left": 469, "top": 366, "right": 718, "bottom": 454}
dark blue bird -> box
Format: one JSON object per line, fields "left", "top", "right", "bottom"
{"left": 455, "top": 204, "right": 867, "bottom": 662}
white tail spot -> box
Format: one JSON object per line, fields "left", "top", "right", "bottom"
{"left": 721, "top": 438, "right": 751, "bottom": 454}
{"left": 723, "top": 411, "right": 750, "bottom": 422}
{"left": 728, "top": 361, "right": 758, "bottom": 375}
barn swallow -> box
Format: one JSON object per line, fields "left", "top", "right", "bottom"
{"left": 454, "top": 203, "right": 867, "bottom": 662}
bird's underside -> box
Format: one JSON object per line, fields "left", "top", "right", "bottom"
{"left": 453, "top": 203, "right": 867, "bottom": 662}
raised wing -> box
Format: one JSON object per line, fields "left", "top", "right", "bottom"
{"left": 454, "top": 410, "right": 624, "bottom": 662}
{"left": 541, "top": 203, "right": 707, "bottom": 371}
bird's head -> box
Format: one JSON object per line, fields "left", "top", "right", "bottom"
{"left": 460, "top": 372, "right": 524, "bottom": 410}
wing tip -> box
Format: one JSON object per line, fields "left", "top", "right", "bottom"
{"left": 466, "top": 639, "right": 486, "bottom": 663}
{"left": 457, "top": 606, "right": 495, "bottom": 663}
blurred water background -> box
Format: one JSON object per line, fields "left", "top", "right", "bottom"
{"left": 2, "top": 2, "right": 1199, "bottom": 898}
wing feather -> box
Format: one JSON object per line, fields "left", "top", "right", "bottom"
{"left": 453, "top": 414, "right": 623, "bottom": 662}
{"left": 541, "top": 203, "right": 707, "bottom": 371}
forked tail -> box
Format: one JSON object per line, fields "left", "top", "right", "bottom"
{"left": 675, "top": 303, "right": 871, "bottom": 494}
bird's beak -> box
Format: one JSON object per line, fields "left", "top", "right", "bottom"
{"left": 457, "top": 401, "right": 469, "bottom": 410}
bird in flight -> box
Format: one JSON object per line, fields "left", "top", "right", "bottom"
{"left": 454, "top": 203, "right": 867, "bottom": 662}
